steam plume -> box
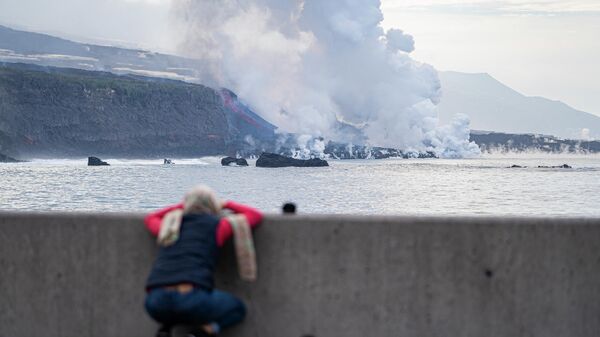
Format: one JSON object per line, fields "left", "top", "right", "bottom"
{"left": 172, "top": 0, "right": 480, "bottom": 157}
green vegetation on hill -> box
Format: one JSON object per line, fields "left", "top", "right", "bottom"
{"left": 0, "top": 63, "right": 269, "bottom": 158}
{"left": 0, "top": 152, "right": 20, "bottom": 162}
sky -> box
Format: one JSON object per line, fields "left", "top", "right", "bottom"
{"left": 0, "top": 0, "right": 599, "bottom": 117}
{"left": 380, "top": 0, "right": 600, "bottom": 117}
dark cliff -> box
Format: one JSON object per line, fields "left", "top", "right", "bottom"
{"left": 0, "top": 63, "right": 276, "bottom": 158}
{"left": 470, "top": 131, "right": 600, "bottom": 154}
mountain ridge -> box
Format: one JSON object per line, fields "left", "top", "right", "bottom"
{"left": 438, "top": 71, "right": 600, "bottom": 140}
{"left": 0, "top": 24, "right": 206, "bottom": 83}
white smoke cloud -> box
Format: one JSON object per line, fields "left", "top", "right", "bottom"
{"left": 289, "top": 134, "right": 327, "bottom": 159}
{"left": 172, "top": 0, "right": 479, "bottom": 157}
{"left": 385, "top": 28, "right": 415, "bottom": 53}
{"left": 581, "top": 128, "right": 591, "bottom": 140}
{"left": 426, "top": 113, "right": 481, "bottom": 158}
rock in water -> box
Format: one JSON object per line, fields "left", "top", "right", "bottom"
{"left": 88, "top": 156, "right": 109, "bottom": 166}
{"left": 256, "top": 153, "right": 329, "bottom": 168}
{"left": 221, "top": 157, "right": 249, "bottom": 166}
{"left": 538, "top": 164, "right": 572, "bottom": 169}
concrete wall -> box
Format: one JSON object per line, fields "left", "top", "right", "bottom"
{"left": 0, "top": 212, "right": 599, "bottom": 337}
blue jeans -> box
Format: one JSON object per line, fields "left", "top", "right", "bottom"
{"left": 145, "top": 287, "right": 246, "bottom": 332}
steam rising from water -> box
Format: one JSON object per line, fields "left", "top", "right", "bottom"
{"left": 172, "top": 0, "right": 480, "bottom": 157}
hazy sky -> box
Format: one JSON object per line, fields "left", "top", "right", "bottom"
{"left": 381, "top": 0, "right": 600, "bottom": 117}
{"left": 0, "top": 0, "right": 599, "bottom": 116}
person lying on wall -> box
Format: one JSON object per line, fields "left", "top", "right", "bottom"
{"left": 144, "top": 185, "right": 263, "bottom": 337}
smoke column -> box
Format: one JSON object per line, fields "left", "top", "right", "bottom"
{"left": 171, "top": 0, "right": 480, "bottom": 157}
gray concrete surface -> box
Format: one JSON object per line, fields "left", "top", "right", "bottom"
{"left": 0, "top": 212, "right": 599, "bottom": 337}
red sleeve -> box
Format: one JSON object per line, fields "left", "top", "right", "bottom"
{"left": 144, "top": 203, "right": 184, "bottom": 237}
{"left": 216, "top": 201, "right": 263, "bottom": 247}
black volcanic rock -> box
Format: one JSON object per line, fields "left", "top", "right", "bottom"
{"left": 324, "top": 141, "right": 437, "bottom": 159}
{"left": 221, "top": 157, "right": 249, "bottom": 166}
{"left": 256, "top": 153, "right": 328, "bottom": 168}
{"left": 538, "top": 164, "right": 572, "bottom": 169}
{"left": 412, "top": 151, "right": 438, "bottom": 159}
{"left": 0, "top": 153, "right": 21, "bottom": 163}
{"left": 88, "top": 156, "right": 109, "bottom": 166}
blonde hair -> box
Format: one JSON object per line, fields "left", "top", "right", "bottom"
{"left": 183, "top": 185, "right": 221, "bottom": 215}
{"left": 157, "top": 185, "right": 222, "bottom": 246}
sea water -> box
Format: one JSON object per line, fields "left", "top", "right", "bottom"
{"left": 1, "top": 155, "right": 599, "bottom": 216}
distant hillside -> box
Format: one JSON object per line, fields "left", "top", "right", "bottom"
{"left": 470, "top": 131, "right": 600, "bottom": 154}
{"left": 0, "top": 63, "right": 275, "bottom": 159}
{"left": 0, "top": 24, "right": 204, "bottom": 83}
{"left": 437, "top": 71, "right": 600, "bottom": 140}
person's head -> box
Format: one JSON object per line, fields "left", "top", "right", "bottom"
{"left": 282, "top": 202, "right": 297, "bottom": 214}
{"left": 183, "top": 185, "right": 221, "bottom": 215}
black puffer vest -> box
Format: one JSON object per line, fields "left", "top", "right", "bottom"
{"left": 146, "top": 214, "right": 219, "bottom": 290}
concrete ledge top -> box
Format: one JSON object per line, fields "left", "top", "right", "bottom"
{"left": 1, "top": 211, "right": 599, "bottom": 226}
